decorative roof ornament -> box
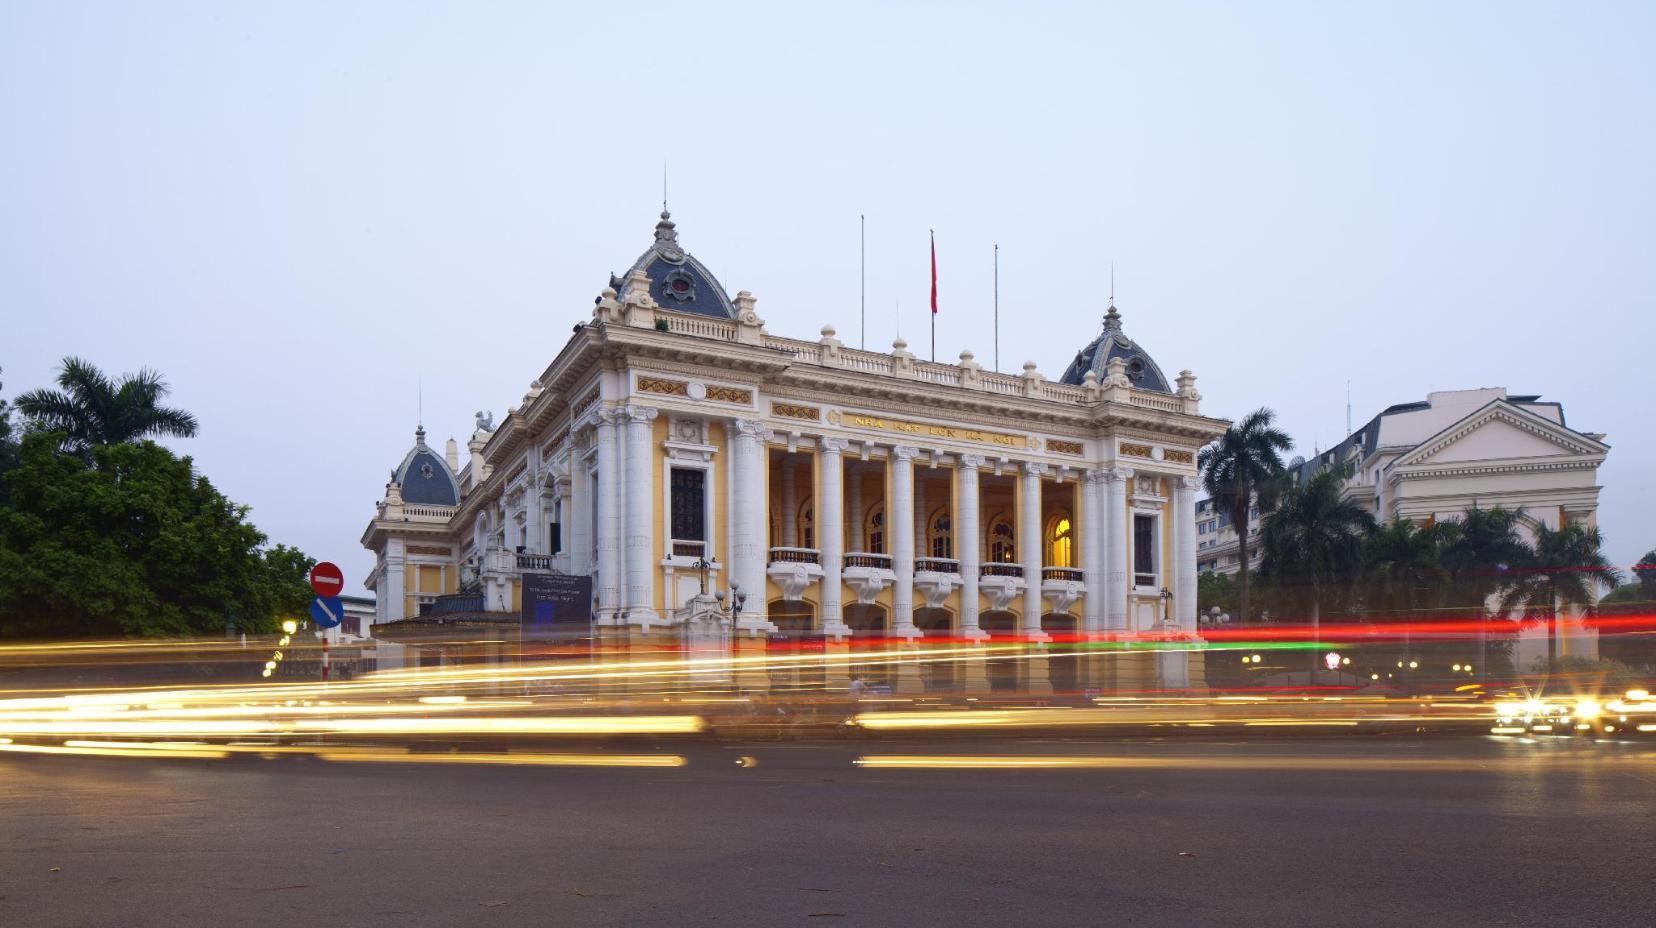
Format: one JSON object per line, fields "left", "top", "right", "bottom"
{"left": 1103, "top": 301, "right": 1123, "bottom": 337}
{"left": 654, "top": 210, "right": 684, "bottom": 262}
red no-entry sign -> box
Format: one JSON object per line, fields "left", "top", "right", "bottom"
{"left": 308, "top": 561, "right": 344, "bottom": 597}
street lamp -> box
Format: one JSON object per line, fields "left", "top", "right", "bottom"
{"left": 690, "top": 556, "right": 718, "bottom": 596}
{"left": 713, "top": 581, "right": 748, "bottom": 643}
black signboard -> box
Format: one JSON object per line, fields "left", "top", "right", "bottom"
{"left": 520, "top": 573, "right": 593, "bottom": 636}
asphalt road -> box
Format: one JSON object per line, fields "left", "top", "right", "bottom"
{"left": 3, "top": 736, "right": 1653, "bottom": 928}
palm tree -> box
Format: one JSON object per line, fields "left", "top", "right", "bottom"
{"left": 1260, "top": 463, "right": 1376, "bottom": 677}
{"left": 1501, "top": 522, "right": 1623, "bottom": 669}
{"left": 1362, "top": 518, "right": 1454, "bottom": 621}
{"left": 14, "top": 357, "right": 198, "bottom": 455}
{"left": 1439, "top": 506, "right": 1531, "bottom": 677}
{"left": 1197, "top": 408, "right": 1293, "bottom": 622}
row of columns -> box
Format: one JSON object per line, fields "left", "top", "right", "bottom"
{"left": 589, "top": 406, "right": 1198, "bottom": 635}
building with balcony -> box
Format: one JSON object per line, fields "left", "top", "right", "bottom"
{"left": 361, "top": 212, "right": 1227, "bottom": 681}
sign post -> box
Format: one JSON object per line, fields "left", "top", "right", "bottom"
{"left": 308, "top": 562, "right": 344, "bottom": 598}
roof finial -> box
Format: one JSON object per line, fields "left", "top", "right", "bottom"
{"left": 662, "top": 161, "right": 668, "bottom": 215}
{"left": 1103, "top": 262, "right": 1122, "bottom": 333}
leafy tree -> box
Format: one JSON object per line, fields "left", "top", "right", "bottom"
{"left": 1260, "top": 463, "right": 1376, "bottom": 672}
{"left": 1500, "top": 522, "right": 1623, "bottom": 669}
{"left": 0, "top": 432, "right": 308, "bottom": 638}
{"left": 1198, "top": 408, "right": 1292, "bottom": 623}
{"left": 1636, "top": 548, "right": 1656, "bottom": 595}
{"left": 0, "top": 367, "right": 18, "bottom": 500}
{"left": 13, "top": 356, "right": 199, "bottom": 457}
{"left": 1197, "top": 570, "right": 1238, "bottom": 618}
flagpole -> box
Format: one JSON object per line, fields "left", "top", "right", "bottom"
{"left": 993, "top": 243, "right": 999, "bottom": 373}
{"left": 929, "top": 229, "right": 937, "bottom": 362}
{"left": 859, "top": 214, "right": 866, "bottom": 351}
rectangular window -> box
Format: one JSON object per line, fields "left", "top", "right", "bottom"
{"left": 670, "top": 468, "right": 706, "bottom": 542}
{"left": 1133, "top": 514, "right": 1156, "bottom": 587}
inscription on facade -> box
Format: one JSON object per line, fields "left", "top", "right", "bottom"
{"left": 408, "top": 545, "right": 453, "bottom": 557}
{"left": 839, "top": 411, "right": 1032, "bottom": 449}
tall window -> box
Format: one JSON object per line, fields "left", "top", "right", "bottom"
{"left": 801, "top": 505, "right": 814, "bottom": 549}
{"left": 670, "top": 468, "right": 706, "bottom": 542}
{"left": 867, "top": 506, "right": 885, "bottom": 555}
{"left": 930, "top": 512, "right": 952, "bottom": 559}
{"left": 1133, "top": 513, "right": 1156, "bottom": 587}
{"left": 990, "top": 519, "right": 1015, "bottom": 563}
{"left": 1046, "top": 516, "right": 1073, "bottom": 568}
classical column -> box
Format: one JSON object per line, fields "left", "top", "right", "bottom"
{"left": 730, "top": 418, "right": 769, "bottom": 628}
{"left": 623, "top": 405, "right": 659, "bottom": 624}
{"left": 890, "top": 446, "right": 920, "bottom": 636}
{"left": 957, "top": 455, "right": 985, "bottom": 639}
{"left": 1082, "top": 469, "right": 1108, "bottom": 633}
{"left": 818, "top": 439, "right": 849, "bottom": 635}
{"left": 384, "top": 538, "right": 406, "bottom": 622}
{"left": 846, "top": 465, "right": 864, "bottom": 551}
{"left": 1105, "top": 466, "right": 1132, "bottom": 630}
{"left": 780, "top": 458, "right": 798, "bottom": 547}
{"left": 1175, "top": 475, "right": 1199, "bottom": 632}
{"left": 595, "top": 409, "right": 623, "bottom": 623}
{"left": 571, "top": 445, "right": 594, "bottom": 576}
{"left": 1020, "top": 462, "right": 1048, "bottom": 637}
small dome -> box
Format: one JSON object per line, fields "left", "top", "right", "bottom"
{"left": 393, "top": 426, "right": 460, "bottom": 506}
{"left": 608, "top": 211, "right": 735, "bottom": 319}
{"left": 1058, "top": 303, "right": 1172, "bottom": 393}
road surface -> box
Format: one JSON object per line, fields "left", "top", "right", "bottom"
{"left": 3, "top": 736, "right": 1652, "bottom": 927}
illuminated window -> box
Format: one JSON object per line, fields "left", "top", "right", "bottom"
{"left": 990, "top": 519, "right": 1015, "bottom": 563}
{"left": 1046, "top": 516, "right": 1074, "bottom": 568}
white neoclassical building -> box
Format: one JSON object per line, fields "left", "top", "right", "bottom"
{"left": 1196, "top": 387, "right": 1610, "bottom": 663}
{"left": 361, "top": 213, "right": 1227, "bottom": 684}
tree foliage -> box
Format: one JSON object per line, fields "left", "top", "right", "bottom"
{"left": 1198, "top": 407, "right": 1293, "bottom": 622}
{"left": 1258, "top": 463, "right": 1376, "bottom": 623}
{"left": 0, "top": 367, "right": 18, "bottom": 502}
{"left": 1499, "top": 522, "right": 1622, "bottom": 666}
{"left": 14, "top": 356, "right": 199, "bottom": 456}
{"left": 0, "top": 432, "right": 311, "bottom": 638}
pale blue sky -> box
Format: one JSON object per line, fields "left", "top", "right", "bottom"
{"left": 3, "top": 2, "right": 1652, "bottom": 591}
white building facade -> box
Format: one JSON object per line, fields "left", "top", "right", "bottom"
{"left": 361, "top": 214, "right": 1227, "bottom": 685}
{"left": 1197, "top": 387, "right": 1610, "bottom": 663}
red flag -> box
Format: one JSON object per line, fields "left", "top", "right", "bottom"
{"left": 930, "top": 230, "right": 938, "bottom": 314}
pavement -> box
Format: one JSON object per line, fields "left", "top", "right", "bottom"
{"left": 2, "top": 736, "right": 1653, "bottom": 928}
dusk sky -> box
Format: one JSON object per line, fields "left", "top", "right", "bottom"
{"left": 3, "top": 1, "right": 1651, "bottom": 590}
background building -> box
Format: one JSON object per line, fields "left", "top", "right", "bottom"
{"left": 1198, "top": 387, "right": 1610, "bottom": 663}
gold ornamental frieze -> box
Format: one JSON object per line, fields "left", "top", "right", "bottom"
{"left": 827, "top": 409, "right": 1033, "bottom": 450}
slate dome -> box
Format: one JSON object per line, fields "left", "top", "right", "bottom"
{"left": 608, "top": 211, "right": 735, "bottom": 319}
{"left": 393, "top": 426, "right": 460, "bottom": 506}
{"left": 1057, "top": 303, "right": 1172, "bottom": 393}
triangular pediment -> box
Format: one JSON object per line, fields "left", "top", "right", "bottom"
{"left": 1395, "top": 401, "right": 1606, "bottom": 468}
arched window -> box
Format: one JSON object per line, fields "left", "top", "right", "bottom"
{"left": 989, "top": 518, "right": 1015, "bottom": 563}
{"left": 866, "top": 505, "right": 885, "bottom": 555}
{"left": 1046, "top": 514, "right": 1074, "bottom": 568}
{"left": 929, "top": 510, "right": 952, "bottom": 559}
